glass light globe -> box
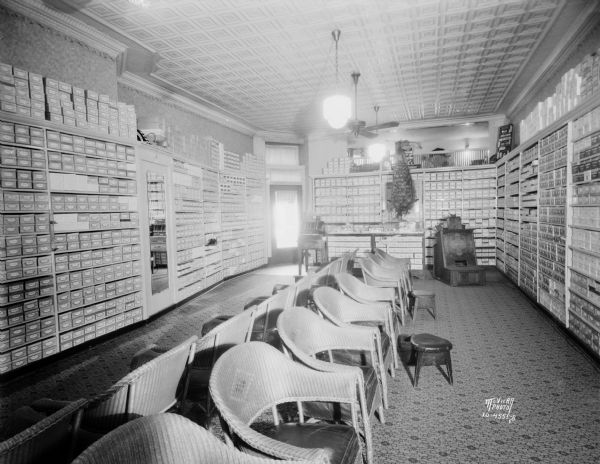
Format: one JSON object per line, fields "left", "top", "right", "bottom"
{"left": 368, "top": 143, "right": 387, "bottom": 162}
{"left": 323, "top": 94, "right": 352, "bottom": 129}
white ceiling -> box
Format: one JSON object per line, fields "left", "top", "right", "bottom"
{"left": 53, "top": 0, "right": 597, "bottom": 135}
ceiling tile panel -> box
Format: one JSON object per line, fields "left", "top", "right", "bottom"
{"left": 71, "top": 0, "right": 574, "bottom": 132}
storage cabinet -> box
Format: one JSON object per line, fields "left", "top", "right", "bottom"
{"left": 421, "top": 166, "right": 497, "bottom": 267}
{"left": 567, "top": 106, "right": 600, "bottom": 356}
{"left": 0, "top": 113, "right": 143, "bottom": 375}
{"left": 0, "top": 113, "right": 268, "bottom": 375}
{"left": 496, "top": 97, "right": 600, "bottom": 358}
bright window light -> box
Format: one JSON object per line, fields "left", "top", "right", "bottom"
{"left": 273, "top": 190, "right": 299, "bottom": 248}
{"left": 368, "top": 143, "right": 387, "bottom": 162}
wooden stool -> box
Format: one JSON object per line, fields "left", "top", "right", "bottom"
{"left": 412, "top": 290, "right": 436, "bottom": 321}
{"left": 410, "top": 333, "right": 453, "bottom": 387}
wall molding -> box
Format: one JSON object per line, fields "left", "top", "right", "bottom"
{"left": 255, "top": 130, "right": 305, "bottom": 145}
{"left": 118, "top": 71, "right": 257, "bottom": 136}
{"left": 1, "top": 0, "right": 127, "bottom": 59}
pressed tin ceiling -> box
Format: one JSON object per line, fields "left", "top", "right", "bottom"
{"left": 50, "top": 0, "right": 595, "bottom": 134}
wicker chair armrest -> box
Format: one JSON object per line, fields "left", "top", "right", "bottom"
{"left": 338, "top": 302, "right": 391, "bottom": 324}
{"left": 358, "top": 284, "right": 396, "bottom": 302}
{"left": 282, "top": 320, "right": 378, "bottom": 355}
{"left": 289, "top": 349, "right": 369, "bottom": 377}
{"left": 29, "top": 398, "right": 74, "bottom": 414}
{"left": 129, "top": 344, "right": 170, "bottom": 371}
{"left": 0, "top": 398, "right": 87, "bottom": 461}
{"left": 360, "top": 258, "right": 405, "bottom": 278}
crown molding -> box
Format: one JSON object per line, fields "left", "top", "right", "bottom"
{"left": 1, "top": 0, "right": 127, "bottom": 58}
{"left": 118, "top": 72, "right": 257, "bottom": 136}
{"left": 255, "top": 131, "right": 305, "bottom": 145}
{"left": 504, "top": 1, "right": 600, "bottom": 117}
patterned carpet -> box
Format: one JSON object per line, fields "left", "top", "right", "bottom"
{"left": 1, "top": 267, "right": 599, "bottom": 463}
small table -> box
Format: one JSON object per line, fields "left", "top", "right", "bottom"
{"left": 297, "top": 233, "right": 328, "bottom": 275}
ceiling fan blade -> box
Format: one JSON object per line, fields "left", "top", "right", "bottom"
{"left": 364, "top": 121, "right": 399, "bottom": 131}
{"left": 346, "top": 119, "right": 366, "bottom": 130}
{"left": 358, "top": 129, "right": 378, "bottom": 139}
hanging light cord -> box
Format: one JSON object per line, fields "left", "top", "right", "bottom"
{"left": 332, "top": 29, "right": 341, "bottom": 85}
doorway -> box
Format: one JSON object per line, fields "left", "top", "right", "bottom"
{"left": 269, "top": 185, "right": 301, "bottom": 264}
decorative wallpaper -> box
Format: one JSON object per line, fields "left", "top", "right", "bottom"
{"left": 118, "top": 83, "right": 254, "bottom": 164}
{"left": 0, "top": 6, "right": 118, "bottom": 99}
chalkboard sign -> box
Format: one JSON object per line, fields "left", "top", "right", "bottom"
{"left": 496, "top": 124, "right": 513, "bottom": 159}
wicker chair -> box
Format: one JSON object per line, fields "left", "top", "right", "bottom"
{"left": 357, "top": 257, "right": 408, "bottom": 326}
{"left": 367, "top": 253, "right": 436, "bottom": 321}
{"left": 312, "top": 286, "right": 397, "bottom": 382}
{"left": 277, "top": 307, "right": 382, "bottom": 464}
{"left": 72, "top": 413, "right": 317, "bottom": 464}
{"left": 373, "top": 248, "right": 411, "bottom": 269}
{"left": 189, "top": 307, "right": 258, "bottom": 417}
{"left": 210, "top": 341, "right": 365, "bottom": 464}
{"left": 189, "top": 287, "right": 295, "bottom": 419}
{"left": 28, "top": 336, "right": 197, "bottom": 448}
{"left": 334, "top": 272, "right": 401, "bottom": 334}
{"left": 0, "top": 399, "right": 87, "bottom": 464}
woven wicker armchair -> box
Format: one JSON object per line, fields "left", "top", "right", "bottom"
{"left": 373, "top": 248, "right": 411, "bottom": 269}
{"left": 277, "top": 307, "right": 383, "bottom": 464}
{"left": 28, "top": 336, "right": 196, "bottom": 449}
{"left": 72, "top": 413, "right": 317, "bottom": 464}
{"left": 210, "top": 341, "right": 365, "bottom": 464}
{"left": 334, "top": 272, "right": 401, "bottom": 332}
{"left": 0, "top": 398, "right": 87, "bottom": 464}
{"left": 357, "top": 257, "right": 408, "bottom": 326}
{"left": 312, "top": 286, "right": 397, "bottom": 384}
{"left": 366, "top": 254, "right": 435, "bottom": 321}
{"left": 189, "top": 307, "right": 258, "bottom": 416}
{"left": 190, "top": 288, "right": 294, "bottom": 419}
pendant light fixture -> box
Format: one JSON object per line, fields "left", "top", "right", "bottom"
{"left": 368, "top": 105, "right": 387, "bottom": 162}
{"left": 323, "top": 29, "right": 351, "bottom": 129}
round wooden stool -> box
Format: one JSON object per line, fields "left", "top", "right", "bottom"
{"left": 410, "top": 333, "right": 453, "bottom": 387}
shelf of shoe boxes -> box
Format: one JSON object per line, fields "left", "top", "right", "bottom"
{"left": 202, "top": 166, "right": 223, "bottom": 288}
{"left": 172, "top": 159, "right": 205, "bottom": 302}
{"left": 422, "top": 166, "right": 496, "bottom": 268}
{"left": 313, "top": 171, "right": 390, "bottom": 260}
{"left": 243, "top": 153, "right": 268, "bottom": 272}
{"left": 220, "top": 163, "right": 247, "bottom": 278}
{"left": 519, "top": 143, "right": 539, "bottom": 300}
{"left": 0, "top": 69, "right": 142, "bottom": 374}
{"left": 496, "top": 158, "right": 506, "bottom": 273}
{"left": 567, "top": 105, "right": 600, "bottom": 356}
{"left": 503, "top": 152, "right": 521, "bottom": 283}
{"left": 537, "top": 126, "right": 568, "bottom": 323}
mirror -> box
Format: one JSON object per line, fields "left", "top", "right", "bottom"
{"left": 146, "top": 171, "right": 169, "bottom": 294}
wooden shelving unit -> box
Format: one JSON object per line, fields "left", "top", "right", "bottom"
{"left": 0, "top": 112, "right": 143, "bottom": 375}
{"left": 496, "top": 95, "right": 600, "bottom": 358}
{"left": 421, "top": 166, "right": 497, "bottom": 267}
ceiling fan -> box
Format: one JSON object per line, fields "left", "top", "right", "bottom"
{"left": 346, "top": 72, "right": 399, "bottom": 138}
